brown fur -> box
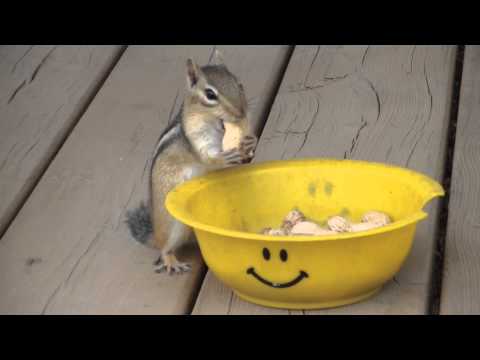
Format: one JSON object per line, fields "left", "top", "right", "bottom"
{"left": 128, "top": 55, "right": 257, "bottom": 274}
{"left": 150, "top": 139, "right": 199, "bottom": 249}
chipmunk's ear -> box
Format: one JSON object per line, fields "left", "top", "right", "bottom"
{"left": 186, "top": 58, "right": 201, "bottom": 89}
{"left": 212, "top": 49, "right": 225, "bottom": 66}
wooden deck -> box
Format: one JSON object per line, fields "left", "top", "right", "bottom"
{"left": 0, "top": 45, "right": 476, "bottom": 315}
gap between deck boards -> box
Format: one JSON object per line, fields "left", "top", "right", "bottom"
{"left": 0, "top": 46, "right": 128, "bottom": 240}
{"left": 185, "top": 46, "right": 296, "bottom": 315}
{"left": 427, "top": 45, "right": 465, "bottom": 315}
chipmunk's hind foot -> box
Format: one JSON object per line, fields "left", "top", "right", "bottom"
{"left": 154, "top": 253, "right": 191, "bottom": 275}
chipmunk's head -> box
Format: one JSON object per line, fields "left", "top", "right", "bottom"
{"left": 184, "top": 50, "right": 248, "bottom": 124}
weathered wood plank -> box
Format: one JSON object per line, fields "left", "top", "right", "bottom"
{"left": 440, "top": 46, "right": 480, "bottom": 314}
{"left": 0, "top": 45, "right": 125, "bottom": 236}
{"left": 0, "top": 45, "right": 291, "bottom": 314}
{"left": 193, "top": 45, "right": 456, "bottom": 315}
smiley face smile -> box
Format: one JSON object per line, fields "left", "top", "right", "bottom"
{"left": 246, "top": 247, "right": 309, "bottom": 288}
{"left": 246, "top": 267, "right": 309, "bottom": 288}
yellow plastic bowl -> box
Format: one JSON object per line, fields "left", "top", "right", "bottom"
{"left": 165, "top": 159, "right": 444, "bottom": 310}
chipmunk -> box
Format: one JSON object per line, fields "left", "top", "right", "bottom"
{"left": 126, "top": 52, "right": 257, "bottom": 275}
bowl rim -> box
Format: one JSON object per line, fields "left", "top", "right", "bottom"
{"left": 165, "top": 158, "right": 444, "bottom": 242}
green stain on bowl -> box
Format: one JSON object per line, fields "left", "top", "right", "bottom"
{"left": 339, "top": 207, "right": 351, "bottom": 219}
{"left": 324, "top": 181, "right": 334, "bottom": 196}
{"left": 240, "top": 217, "right": 248, "bottom": 231}
{"left": 318, "top": 220, "right": 328, "bottom": 227}
{"left": 308, "top": 183, "right": 317, "bottom": 197}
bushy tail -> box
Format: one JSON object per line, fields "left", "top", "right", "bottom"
{"left": 125, "top": 201, "right": 153, "bottom": 245}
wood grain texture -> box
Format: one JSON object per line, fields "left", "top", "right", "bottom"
{"left": 0, "top": 46, "right": 124, "bottom": 236}
{"left": 193, "top": 45, "right": 456, "bottom": 315}
{"left": 440, "top": 46, "right": 480, "bottom": 314}
{"left": 0, "top": 45, "right": 291, "bottom": 314}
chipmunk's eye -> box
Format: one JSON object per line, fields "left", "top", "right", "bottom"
{"left": 204, "top": 88, "right": 218, "bottom": 101}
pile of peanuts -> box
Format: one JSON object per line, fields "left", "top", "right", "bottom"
{"left": 261, "top": 209, "right": 391, "bottom": 236}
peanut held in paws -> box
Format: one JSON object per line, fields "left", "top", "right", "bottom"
{"left": 222, "top": 122, "right": 246, "bottom": 152}
{"left": 222, "top": 122, "right": 256, "bottom": 163}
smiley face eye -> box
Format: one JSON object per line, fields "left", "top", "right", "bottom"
{"left": 280, "top": 249, "right": 288, "bottom": 262}
{"left": 262, "top": 248, "right": 270, "bottom": 261}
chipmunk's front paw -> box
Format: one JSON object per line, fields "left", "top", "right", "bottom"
{"left": 240, "top": 135, "right": 257, "bottom": 162}
{"left": 240, "top": 135, "right": 257, "bottom": 156}
{"left": 154, "top": 254, "right": 191, "bottom": 275}
{"left": 221, "top": 148, "right": 244, "bottom": 165}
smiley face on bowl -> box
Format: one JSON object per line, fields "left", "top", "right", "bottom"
{"left": 193, "top": 231, "right": 409, "bottom": 309}
{"left": 246, "top": 247, "right": 309, "bottom": 289}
